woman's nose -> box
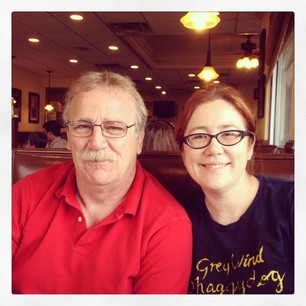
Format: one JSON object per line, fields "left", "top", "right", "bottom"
{"left": 204, "top": 137, "right": 224, "bottom": 155}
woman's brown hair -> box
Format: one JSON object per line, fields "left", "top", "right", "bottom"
{"left": 176, "top": 83, "right": 256, "bottom": 146}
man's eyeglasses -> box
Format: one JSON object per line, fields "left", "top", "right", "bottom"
{"left": 181, "top": 130, "right": 255, "bottom": 149}
{"left": 66, "top": 120, "right": 136, "bottom": 138}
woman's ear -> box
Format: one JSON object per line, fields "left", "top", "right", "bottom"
{"left": 181, "top": 149, "right": 186, "bottom": 166}
{"left": 247, "top": 135, "right": 256, "bottom": 161}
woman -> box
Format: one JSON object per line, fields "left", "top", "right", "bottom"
{"left": 176, "top": 84, "right": 294, "bottom": 294}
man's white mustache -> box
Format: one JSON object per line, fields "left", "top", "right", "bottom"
{"left": 82, "top": 150, "right": 118, "bottom": 162}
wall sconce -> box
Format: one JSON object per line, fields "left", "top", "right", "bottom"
{"left": 180, "top": 12, "right": 220, "bottom": 30}
{"left": 197, "top": 30, "right": 219, "bottom": 82}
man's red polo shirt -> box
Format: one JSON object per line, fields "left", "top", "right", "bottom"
{"left": 12, "top": 161, "right": 192, "bottom": 294}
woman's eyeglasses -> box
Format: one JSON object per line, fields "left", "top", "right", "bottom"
{"left": 182, "top": 130, "right": 255, "bottom": 149}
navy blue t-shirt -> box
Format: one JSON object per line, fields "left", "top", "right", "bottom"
{"left": 184, "top": 175, "right": 294, "bottom": 294}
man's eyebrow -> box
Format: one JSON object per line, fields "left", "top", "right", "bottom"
{"left": 71, "top": 117, "right": 92, "bottom": 122}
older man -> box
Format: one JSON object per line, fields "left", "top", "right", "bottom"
{"left": 12, "top": 71, "right": 192, "bottom": 294}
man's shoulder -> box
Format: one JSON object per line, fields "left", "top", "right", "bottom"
{"left": 18, "top": 161, "right": 74, "bottom": 186}
{"left": 140, "top": 168, "right": 190, "bottom": 220}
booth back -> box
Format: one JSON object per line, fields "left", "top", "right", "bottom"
{"left": 12, "top": 149, "right": 294, "bottom": 204}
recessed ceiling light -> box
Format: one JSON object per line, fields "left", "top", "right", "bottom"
{"left": 69, "top": 59, "right": 78, "bottom": 63}
{"left": 28, "top": 38, "right": 40, "bottom": 43}
{"left": 131, "top": 65, "right": 139, "bottom": 69}
{"left": 145, "top": 77, "right": 152, "bottom": 81}
{"left": 194, "top": 86, "right": 200, "bottom": 89}
{"left": 188, "top": 73, "right": 196, "bottom": 77}
{"left": 155, "top": 86, "right": 161, "bottom": 89}
{"left": 161, "top": 91, "right": 166, "bottom": 95}
{"left": 108, "top": 45, "right": 119, "bottom": 51}
{"left": 70, "top": 14, "right": 83, "bottom": 21}
{"left": 213, "top": 80, "right": 220, "bottom": 84}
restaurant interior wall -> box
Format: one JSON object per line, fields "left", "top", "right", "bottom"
{"left": 12, "top": 63, "right": 260, "bottom": 135}
{"left": 13, "top": 12, "right": 296, "bottom": 144}
{"left": 12, "top": 66, "right": 46, "bottom": 132}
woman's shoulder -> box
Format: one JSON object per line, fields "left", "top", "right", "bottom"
{"left": 255, "top": 175, "right": 294, "bottom": 211}
{"left": 257, "top": 175, "right": 294, "bottom": 192}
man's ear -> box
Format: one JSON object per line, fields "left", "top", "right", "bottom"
{"left": 66, "top": 133, "right": 71, "bottom": 151}
{"left": 137, "top": 129, "right": 145, "bottom": 155}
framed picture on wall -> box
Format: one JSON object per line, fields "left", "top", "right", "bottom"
{"left": 12, "top": 88, "right": 22, "bottom": 122}
{"left": 28, "top": 92, "right": 40, "bottom": 123}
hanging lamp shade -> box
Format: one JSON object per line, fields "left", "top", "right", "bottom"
{"left": 180, "top": 12, "right": 220, "bottom": 30}
{"left": 44, "top": 104, "right": 54, "bottom": 111}
{"left": 198, "top": 30, "right": 219, "bottom": 82}
{"left": 197, "top": 66, "right": 219, "bottom": 82}
{"left": 45, "top": 70, "right": 54, "bottom": 111}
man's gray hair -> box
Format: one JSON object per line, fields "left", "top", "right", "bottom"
{"left": 62, "top": 71, "right": 148, "bottom": 134}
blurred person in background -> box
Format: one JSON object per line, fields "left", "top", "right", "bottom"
{"left": 142, "top": 120, "right": 179, "bottom": 152}
{"left": 43, "top": 120, "right": 68, "bottom": 148}
{"left": 25, "top": 131, "right": 48, "bottom": 148}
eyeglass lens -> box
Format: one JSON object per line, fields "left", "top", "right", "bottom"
{"left": 68, "top": 121, "right": 129, "bottom": 137}
{"left": 185, "top": 130, "right": 248, "bottom": 148}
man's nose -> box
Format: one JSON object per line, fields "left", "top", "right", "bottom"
{"left": 88, "top": 125, "right": 108, "bottom": 149}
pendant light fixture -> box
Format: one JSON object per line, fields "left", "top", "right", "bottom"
{"left": 180, "top": 12, "right": 220, "bottom": 30}
{"left": 197, "top": 30, "right": 219, "bottom": 82}
{"left": 44, "top": 70, "right": 54, "bottom": 111}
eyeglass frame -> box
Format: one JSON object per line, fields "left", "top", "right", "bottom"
{"left": 65, "top": 120, "right": 136, "bottom": 138}
{"left": 181, "top": 129, "right": 255, "bottom": 149}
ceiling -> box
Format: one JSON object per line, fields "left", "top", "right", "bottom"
{"left": 12, "top": 11, "right": 265, "bottom": 98}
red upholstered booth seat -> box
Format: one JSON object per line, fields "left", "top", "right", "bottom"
{"left": 12, "top": 149, "right": 294, "bottom": 204}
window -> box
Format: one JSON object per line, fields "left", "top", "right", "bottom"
{"left": 269, "top": 32, "right": 294, "bottom": 147}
